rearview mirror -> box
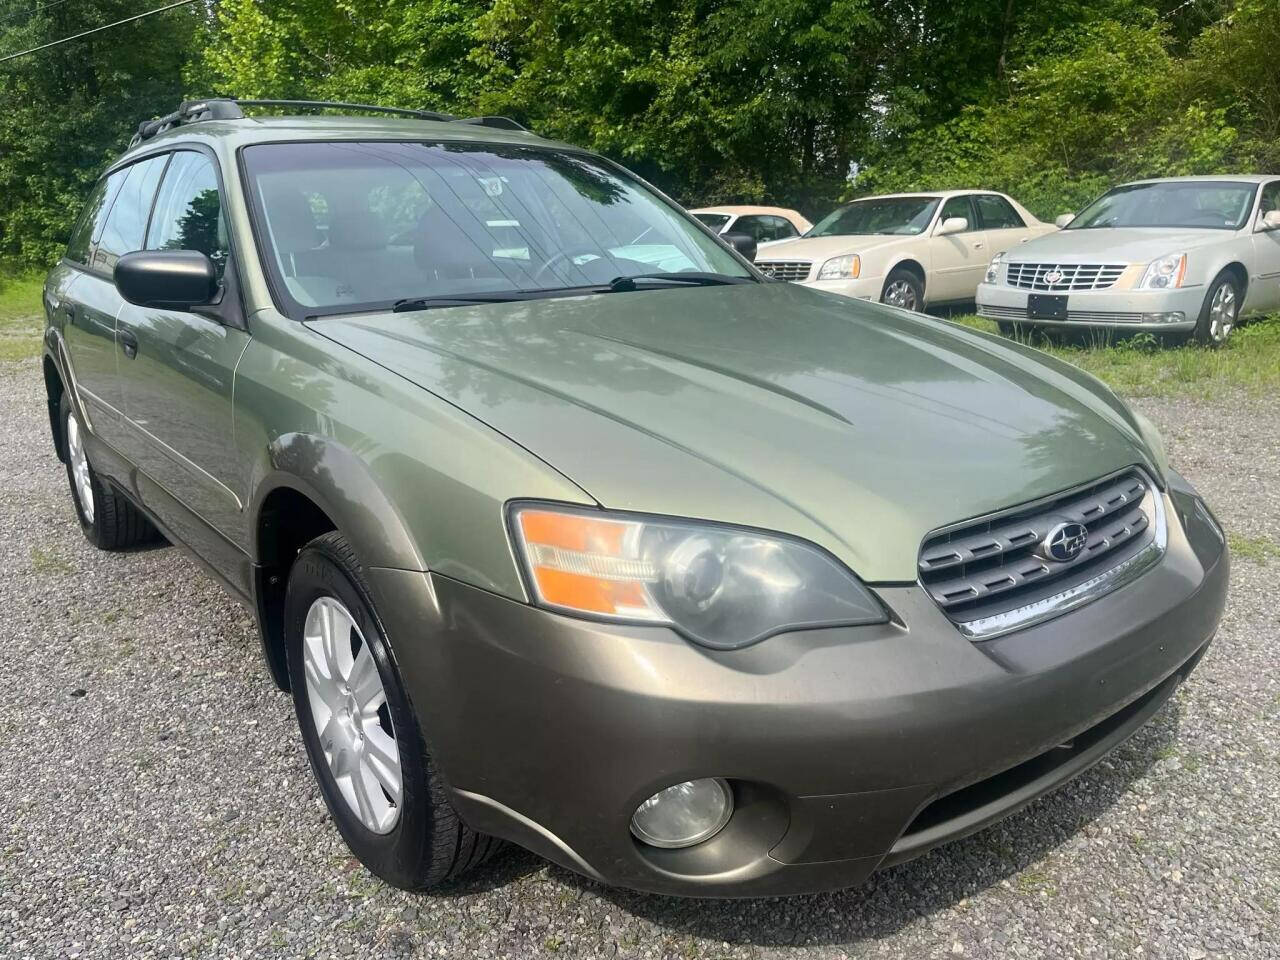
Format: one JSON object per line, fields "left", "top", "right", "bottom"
{"left": 721, "top": 231, "right": 758, "bottom": 263}
{"left": 935, "top": 217, "right": 967, "bottom": 237}
{"left": 115, "top": 250, "right": 219, "bottom": 310}
{"left": 1055, "top": 213, "right": 1075, "bottom": 228}
{"left": 1259, "top": 210, "right": 1280, "bottom": 231}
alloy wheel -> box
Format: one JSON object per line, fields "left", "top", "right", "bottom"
{"left": 66, "top": 411, "right": 94, "bottom": 524}
{"left": 302, "top": 596, "right": 403, "bottom": 834}
{"left": 1208, "top": 283, "right": 1236, "bottom": 343}
{"left": 883, "top": 280, "right": 918, "bottom": 311}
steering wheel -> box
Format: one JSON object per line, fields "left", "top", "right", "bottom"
{"left": 532, "top": 247, "right": 609, "bottom": 285}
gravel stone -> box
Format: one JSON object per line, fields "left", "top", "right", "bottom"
{"left": 1, "top": 355, "right": 1276, "bottom": 959}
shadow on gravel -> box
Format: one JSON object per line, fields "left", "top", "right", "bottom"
{"left": 534, "top": 698, "right": 1182, "bottom": 949}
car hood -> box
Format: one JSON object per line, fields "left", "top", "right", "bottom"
{"left": 308, "top": 283, "right": 1156, "bottom": 581}
{"left": 754, "top": 234, "right": 921, "bottom": 263}
{"left": 1014, "top": 227, "right": 1230, "bottom": 263}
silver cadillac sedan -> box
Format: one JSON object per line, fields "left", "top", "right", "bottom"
{"left": 977, "top": 176, "right": 1280, "bottom": 344}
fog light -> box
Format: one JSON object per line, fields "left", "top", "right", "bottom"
{"left": 630, "top": 778, "right": 733, "bottom": 848}
{"left": 1140, "top": 312, "right": 1185, "bottom": 324}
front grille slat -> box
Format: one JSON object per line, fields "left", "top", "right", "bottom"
{"left": 755, "top": 259, "right": 812, "bottom": 282}
{"left": 1005, "top": 261, "right": 1126, "bottom": 292}
{"left": 919, "top": 470, "right": 1158, "bottom": 630}
{"left": 978, "top": 304, "right": 1148, "bottom": 324}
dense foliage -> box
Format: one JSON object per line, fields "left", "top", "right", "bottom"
{"left": 0, "top": 0, "right": 1275, "bottom": 265}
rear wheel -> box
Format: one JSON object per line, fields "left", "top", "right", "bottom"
{"left": 60, "top": 393, "right": 157, "bottom": 550}
{"left": 285, "top": 531, "right": 499, "bottom": 889}
{"left": 880, "top": 268, "right": 923, "bottom": 311}
{"left": 1193, "top": 272, "right": 1240, "bottom": 346}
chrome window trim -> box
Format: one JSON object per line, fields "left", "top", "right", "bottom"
{"left": 955, "top": 484, "right": 1167, "bottom": 641}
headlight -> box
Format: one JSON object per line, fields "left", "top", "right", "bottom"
{"left": 985, "top": 251, "right": 1006, "bottom": 284}
{"left": 510, "top": 504, "right": 885, "bottom": 649}
{"left": 1139, "top": 253, "right": 1186, "bottom": 290}
{"left": 817, "top": 254, "right": 860, "bottom": 280}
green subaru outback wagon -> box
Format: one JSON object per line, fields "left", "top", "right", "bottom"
{"left": 42, "top": 99, "right": 1228, "bottom": 897}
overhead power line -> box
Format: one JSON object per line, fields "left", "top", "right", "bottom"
{"left": 0, "top": 0, "right": 197, "bottom": 64}
{"left": 0, "top": 0, "right": 75, "bottom": 29}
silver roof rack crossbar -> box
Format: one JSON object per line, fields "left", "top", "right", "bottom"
{"left": 130, "top": 98, "right": 529, "bottom": 146}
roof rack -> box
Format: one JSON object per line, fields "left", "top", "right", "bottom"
{"left": 130, "top": 98, "right": 528, "bottom": 146}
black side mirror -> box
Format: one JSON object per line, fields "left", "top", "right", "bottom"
{"left": 114, "top": 250, "right": 219, "bottom": 310}
{"left": 721, "top": 231, "right": 757, "bottom": 263}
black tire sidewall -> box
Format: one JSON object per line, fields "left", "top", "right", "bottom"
{"left": 284, "top": 535, "right": 433, "bottom": 889}
{"left": 1195, "top": 273, "right": 1239, "bottom": 346}
{"left": 882, "top": 269, "right": 924, "bottom": 311}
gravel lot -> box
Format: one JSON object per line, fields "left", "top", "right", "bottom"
{"left": 1, "top": 353, "right": 1277, "bottom": 960}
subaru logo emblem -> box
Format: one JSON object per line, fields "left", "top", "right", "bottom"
{"left": 1044, "top": 269, "right": 1064, "bottom": 286}
{"left": 1041, "top": 521, "right": 1088, "bottom": 563}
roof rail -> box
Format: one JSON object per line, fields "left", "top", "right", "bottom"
{"left": 130, "top": 98, "right": 529, "bottom": 147}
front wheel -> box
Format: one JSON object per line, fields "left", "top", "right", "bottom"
{"left": 1193, "top": 273, "right": 1240, "bottom": 346}
{"left": 285, "top": 531, "right": 499, "bottom": 889}
{"left": 881, "top": 268, "right": 923, "bottom": 311}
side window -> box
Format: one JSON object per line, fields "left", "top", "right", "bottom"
{"left": 770, "top": 216, "right": 799, "bottom": 240}
{"left": 733, "top": 215, "right": 768, "bottom": 242}
{"left": 65, "top": 177, "right": 116, "bottom": 264}
{"left": 974, "top": 194, "right": 1025, "bottom": 230}
{"left": 939, "top": 196, "right": 976, "bottom": 231}
{"left": 92, "top": 155, "right": 168, "bottom": 274}
{"left": 1259, "top": 182, "right": 1280, "bottom": 216}
{"left": 147, "top": 151, "right": 228, "bottom": 277}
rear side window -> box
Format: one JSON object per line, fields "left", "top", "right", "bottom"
{"left": 974, "top": 194, "right": 1025, "bottom": 230}
{"left": 65, "top": 178, "right": 115, "bottom": 264}
{"left": 1260, "top": 181, "right": 1280, "bottom": 215}
{"left": 147, "top": 151, "right": 228, "bottom": 277}
{"left": 92, "top": 155, "right": 168, "bottom": 274}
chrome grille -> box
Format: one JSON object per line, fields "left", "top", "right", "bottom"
{"left": 919, "top": 469, "right": 1163, "bottom": 638}
{"left": 756, "top": 260, "right": 812, "bottom": 282}
{"left": 978, "top": 304, "right": 1146, "bottom": 324}
{"left": 1006, "top": 261, "right": 1126, "bottom": 291}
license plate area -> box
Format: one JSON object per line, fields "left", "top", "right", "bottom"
{"left": 1028, "top": 293, "right": 1068, "bottom": 320}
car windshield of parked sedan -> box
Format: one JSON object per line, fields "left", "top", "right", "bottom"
{"left": 805, "top": 196, "right": 941, "bottom": 237}
{"left": 692, "top": 212, "right": 732, "bottom": 231}
{"left": 242, "top": 141, "right": 752, "bottom": 315}
{"left": 1068, "top": 181, "right": 1258, "bottom": 231}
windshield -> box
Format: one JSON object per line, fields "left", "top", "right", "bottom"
{"left": 1068, "top": 181, "right": 1258, "bottom": 231}
{"left": 242, "top": 141, "right": 751, "bottom": 315}
{"left": 806, "top": 196, "right": 941, "bottom": 237}
{"left": 693, "top": 212, "right": 731, "bottom": 231}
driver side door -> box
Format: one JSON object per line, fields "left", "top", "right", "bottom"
{"left": 928, "top": 195, "right": 988, "bottom": 302}
{"left": 1252, "top": 180, "right": 1280, "bottom": 311}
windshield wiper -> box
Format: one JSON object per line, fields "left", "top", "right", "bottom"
{"left": 607, "top": 272, "right": 754, "bottom": 292}
{"left": 392, "top": 291, "right": 537, "bottom": 312}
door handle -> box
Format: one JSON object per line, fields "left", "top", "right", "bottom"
{"left": 973, "top": 242, "right": 985, "bottom": 250}
{"left": 118, "top": 329, "right": 139, "bottom": 360}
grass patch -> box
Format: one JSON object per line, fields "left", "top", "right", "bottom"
{"left": 1227, "top": 532, "right": 1280, "bottom": 564}
{"left": 947, "top": 312, "right": 1280, "bottom": 398}
{"left": 0, "top": 265, "right": 44, "bottom": 363}
{"left": 30, "top": 546, "right": 73, "bottom": 574}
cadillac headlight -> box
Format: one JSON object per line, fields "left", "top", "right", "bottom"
{"left": 985, "top": 252, "right": 1006, "bottom": 284}
{"left": 817, "top": 254, "right": 860, "bottom": 280}
{"left": 1139, "top": 253, "right": 1187, "bottom": 290}
{"left": 510, "top": 505, "right": 885, "bottom": 649}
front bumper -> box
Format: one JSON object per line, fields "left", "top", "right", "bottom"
{"left": 795, "top": 275, "right": 883, "bottom": 300}
{"left": 976, "top": 281, "right": 1204, "bottom": 331}
{"left": 369, "top": 481, "right": 1227, "bottom": 897}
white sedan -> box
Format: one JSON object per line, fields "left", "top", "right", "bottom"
{"left": 754, "top": 190, "right": 1054, "bottom": 310}
{"left": 977, "top": 176, "right": 1280, "bottom": 344}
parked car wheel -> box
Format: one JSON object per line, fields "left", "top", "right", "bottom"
{"left": 881, "top": 268, "right": 923, "bottom": 311}
{"left": 285, "top": 531, "right": 499, "bottom": 889}
{"left": 60, "top": 393, "right": 157, "bottom": 549}
{"left": 1193, "top": 272, "right": 1240, "bottom": 346}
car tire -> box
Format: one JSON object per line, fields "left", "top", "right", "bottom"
{"left": 284, "top": 530, "right": 499, "bottom": 890}
{"left": 1192, "top": 272, "right": 1240, "bottom": 346}
{"left": 60, "top": 393, "right": 158, "bottom": 550}
{"left": 880, "top": 268, "right": 924, "bottom": 311}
